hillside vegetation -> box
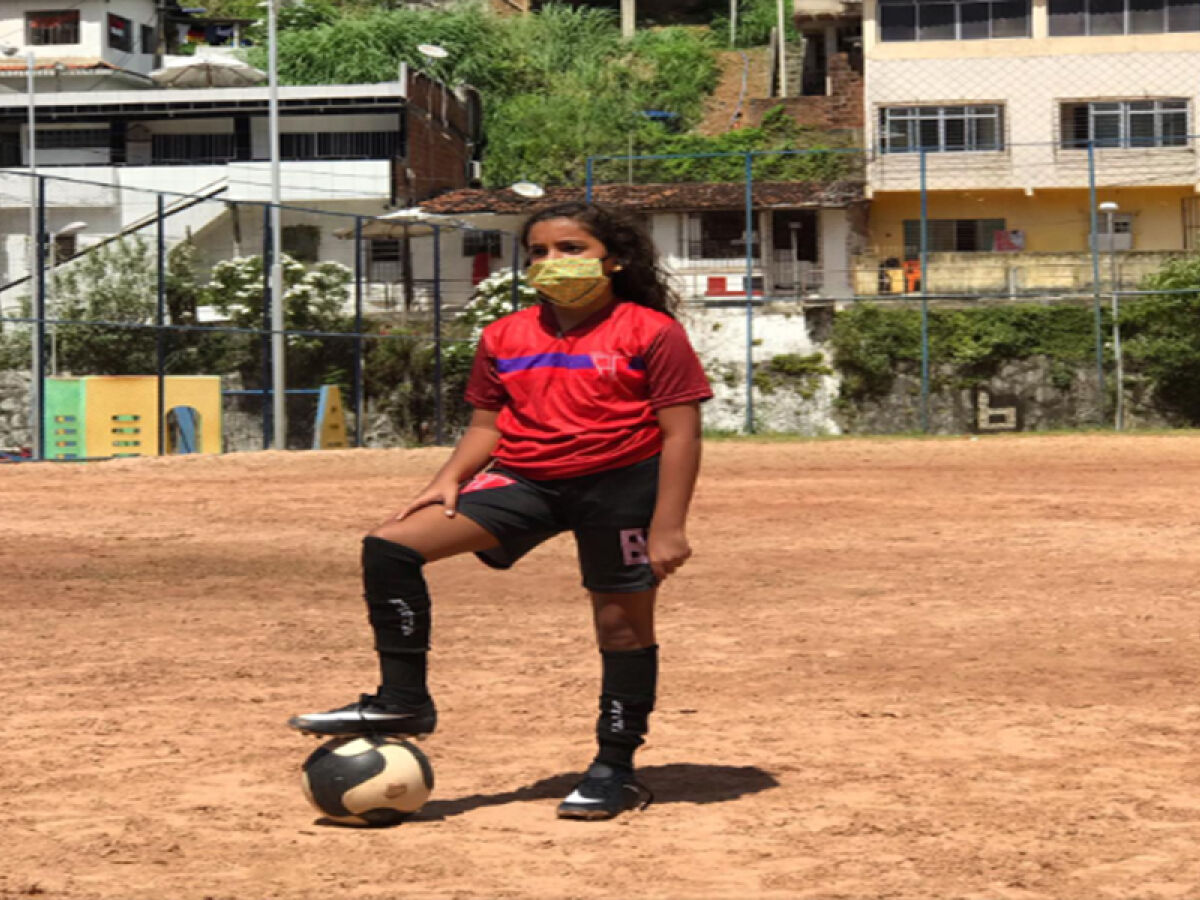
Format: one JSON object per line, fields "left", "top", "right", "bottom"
{"left": 225, "top": 0, "right": 849, "bottom": 187}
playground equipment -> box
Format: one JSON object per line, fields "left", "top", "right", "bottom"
{"left": 44, "top": 376, "right": 222, "bottom": 460}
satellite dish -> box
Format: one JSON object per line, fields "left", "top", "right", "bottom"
{"left": 511, "top": 181, "right": 545, "bottom": 199}
{"left": 417, "top": 43, "right": 449, "bottom": 59}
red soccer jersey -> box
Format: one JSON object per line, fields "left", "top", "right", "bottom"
{"left": 464, "top": 300, "right": 713, "bottom": 479}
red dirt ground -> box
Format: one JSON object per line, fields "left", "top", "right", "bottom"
{"left": 4, "top": 435, "right": 1200, "bottom": 900}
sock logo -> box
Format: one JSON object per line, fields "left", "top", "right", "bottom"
{"left": 609, "top": 699, "right": 626, "bottom": 733}
{"left": 619, "top": 528, "right": 648, "bottom": 566}
{"left": 388, "top": 597, "right": 415, "bottom": 636}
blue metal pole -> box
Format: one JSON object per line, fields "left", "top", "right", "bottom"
{"left": 33, "top": 175, "right": 46, "bottom": 460}
{"left": 586, "top": 157, "right": 594, "bottom": 203}
{"left": 1087, "top": 140, "right": 1106, "bottom": 422}
{"left": 353, "top": 216, "right": 364, "bottom": 448}
{"left": 744, "top": 152, "right": 755, "bottom": 434}
{"left": 511, "top": 230, "right": 521, "bottom": 311}
{"left": 156, "top": 193, "right": 167, "bottom": 456}
{"left": 919, "top": 149, "right": 930, "bottom": 433}
{"left": 433, "top": 224, "right": 444, "bottom": 446}
{"left": 260, "top": 205, "right": 272, "bottom": 450}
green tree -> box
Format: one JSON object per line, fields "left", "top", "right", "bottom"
{"left": 259, "top": 2, "right": 722, "bottom": 187}
{"left": 205, "top": 254, "right": 358, "bottom": 392}
{"left": 35, "top": 237, "right": 158, "bottom": 376}
{"left": 1125, "top": 255, "right": 1200, "bottom": 423}
{"left": 367, "top": 268, "right": 536, "bottom": 445}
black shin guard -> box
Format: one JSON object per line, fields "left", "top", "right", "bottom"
{"left": 362, "top": 536, "right": 431, "bottom": 707}
{"left": 595, "top": 645, "right": 658, "bottom": 772}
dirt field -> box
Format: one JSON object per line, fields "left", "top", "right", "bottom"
{"left": 4, "top": 435, "right": 1200, "bottom": 900}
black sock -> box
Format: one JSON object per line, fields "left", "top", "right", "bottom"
{"left": 594, "top": 644, "right": 658, "bottom": 773}
{"left": 361, "top": 536, "right": 431, "bottom": 708}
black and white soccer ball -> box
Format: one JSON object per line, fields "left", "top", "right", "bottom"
{"left": 300, "top": 735, "right": 434, "bottom": 827}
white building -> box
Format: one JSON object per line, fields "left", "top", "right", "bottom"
{"left": 0, "top": 79, "right": 478, "bottom": 316}
{"left": 418, "top": 182, "right": 865, "bottom": 305}
{"left": 0, "top": 0, "right": 186, "bottom": 92}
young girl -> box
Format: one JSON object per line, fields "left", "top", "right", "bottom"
{"left": 290, "top": 202, "right": 712, "bottom": 820}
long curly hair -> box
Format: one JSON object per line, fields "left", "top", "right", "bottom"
{"left": 519, "top": 202, "right": 680, "bottom": 317}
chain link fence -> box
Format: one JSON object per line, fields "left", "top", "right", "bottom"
{"left": 0, "top": 171, "right": 525, "bottom": 460}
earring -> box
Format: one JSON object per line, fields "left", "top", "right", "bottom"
{"left": 611, "top": 264, "right": 623, "bottom": 272}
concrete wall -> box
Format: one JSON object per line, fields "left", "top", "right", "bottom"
{"left": 866, "top": 186, "right": 1190, "bottom": 257}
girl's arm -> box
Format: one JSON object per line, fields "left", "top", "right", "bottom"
{"left": 396, "top": 408, "right": 502, "bottom": 520}
{"left": 647, "top": 401, "right": 703, "bottom": 582}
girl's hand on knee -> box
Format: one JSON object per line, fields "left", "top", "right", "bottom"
{"left": 647, "top": 525, "right": 692, "bottom": 582}
{"left": 396, "top": 478, "right": 462, "bottom": 520}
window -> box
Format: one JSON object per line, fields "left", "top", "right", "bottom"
{"left": 463, "top": 230, "right": 502, "bottom": 257}
{"left": 36, "top": 128, "right": 109, "bottom": 150}
{"left": 26, "top": 10, "right": 80, "bottom": 45}
{"left": 151, "top": 134, "right": 236, "bottom": 164}
{"left": 1060, "top": 100, "right": 1188, "bottom": 148}
{"left": 282, "top": 225, "right": 320, "bottom": 263}
{"left": 368, "top": 239, "right": 403, "bottom": 281}
{"left": 687, "top": 211, "right": 760, "bottom": 259}
{"left": 108, "top": 14, "right": 133, "bottom": 52}
{"left": 279, "top": 132, "right": 399, "bottom": 161}
{"left": 1095, "top": 213, "right": 1134, "bottom": 250}
{"left": 1049, "top": 0, "right": 1200, "bottom": 33}
{"left": 880, "top": 105, "right": 1004, "bottom": 153}
{"left": 53, "top": 233, "right": 78, "bottom": 263}
{"left": 902, "top": 218, "right": 1006, "bottom": 257}
{"left": 141, "top": 25, "right": 157, "bottom": 55}
{"left": 879, "top": 0, "right": 1029, "bottom": 40}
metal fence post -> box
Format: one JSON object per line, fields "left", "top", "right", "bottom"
{"left": 919, "top": 148, "right": 930, "bottom": 433}
{"left": 433, "top": 223, "right": 444, "bottom": 446}
{"left": 744, "top": 151, "right": 755, "bottom": 434}
{"left": 511, "top": 233, "right": 522, "bottom": 311}
{"left": 32, "top": 175, "right": 46, "bottom": 460}
{"left": 353, "top": 215, "right": 365, "bottom": 448}
{"left": 1087, "top": 140, "right": 1106, "bottom": 423}
{"left": 585, "top": 156, "right": 594, "bottom": 203}
{"left": 156, "top": 193, "right": 167, "bottom": 456}
{"left": 260, "top": 205, "right": 273, "bottom": 450}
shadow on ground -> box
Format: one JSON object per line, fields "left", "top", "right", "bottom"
{"left": 416, "top": 763, "right": 780, "bottom": 821}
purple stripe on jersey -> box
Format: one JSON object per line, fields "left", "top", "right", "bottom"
{"left": 495, "top": 352, "right": 596, "bottom": 373}
{"left": 494, "top": 352, "right": 648, "bottom": 374}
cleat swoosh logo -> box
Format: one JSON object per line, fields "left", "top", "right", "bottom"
{"left": 562, "top": 789, "right": 604, "bottom": 805}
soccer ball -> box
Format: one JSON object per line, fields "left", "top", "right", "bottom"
{"left": 300, "top": 735, "right": 434, "bottom": 827}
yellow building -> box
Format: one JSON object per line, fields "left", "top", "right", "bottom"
{"left": 847, "top": 0, "right": 1200, "bottom": 294}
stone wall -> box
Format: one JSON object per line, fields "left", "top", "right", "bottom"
{"left": 0, "top": 305, "right": 1175, "bottom": 453}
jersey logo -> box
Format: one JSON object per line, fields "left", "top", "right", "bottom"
{"left": 590, "top": 352, "right": 622, "bottom": 378}
{"left": 460, "top": 472, "right": 517, "bottom": 494}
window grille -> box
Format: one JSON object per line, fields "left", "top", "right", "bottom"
{"left": 880, "top": 105, "right": 1004, "bottom": 153}
{"left": 27, "top": 10, "right": 80, "bottom": 45}
{"left": 879, "top": 0, "right": 1030, "bottom": 41}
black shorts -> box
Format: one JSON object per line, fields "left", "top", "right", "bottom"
{"left": 454, "top": 455, "right": 660, "bottom": 593}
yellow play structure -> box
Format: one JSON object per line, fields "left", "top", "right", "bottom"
{"left": 44, "top": 376, "right": 222, "bottom": 460}
{"left": 43, "top": 377, "right": 351, "bottom": 459}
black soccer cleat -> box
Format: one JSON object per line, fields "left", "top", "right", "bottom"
{"left": 288, "top": 694, "right": 437, "bottom": 739}
{"left": 556, "top": 762, "right": 653, "bottom": 821}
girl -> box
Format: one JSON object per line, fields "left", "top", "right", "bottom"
{"left": 290, "top": 202, "right": 712, "bottom": 820}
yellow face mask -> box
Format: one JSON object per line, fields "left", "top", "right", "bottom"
{"left": 527, "top": 257, "right": 611, "bottom": 309}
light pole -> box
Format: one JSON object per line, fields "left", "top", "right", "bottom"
{"left": 2, "top": 43, "right": 38, "bottom": 455}
{"left": 266, "top": 0, "right": 285, "bottom": 449}
{"left": 48, "top": 220, "right": 87, "bottom": 376}
{"left": 417, "top": 43, "right": 449, "bottom": 122}
{"left": 1099, "top": 200, "right": 1123, "bottom": 430}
